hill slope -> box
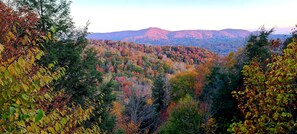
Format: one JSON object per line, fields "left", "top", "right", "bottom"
{"left": 88, "top": 40, "right": 215, "bottom": 97}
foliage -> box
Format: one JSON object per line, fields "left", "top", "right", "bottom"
{"left": 169, "top": 70, "right": 198, "bottom": 101}
{"left": 152, "top": 74, "right": 167, "bottom": 113}
{"left": 199, "top": 62, "right": 243, "bottom": 133}
{"left": 17, "top": 0, "right": 114, "bottom": 132}
{"left": 229, "top": 41, "right": 297, "bottom": 133}
{"left": 158, "top": 95, "right": 203, "bottom": 134}
{"left": 199, "top": 28, "right": 278, "bottom": 133}
{"left": 92, "top": 79, "right": 117, "bottom": 133}
{"left": 245, "top": 27, "right": 274, "bottom": 65}
{"left": 17, "top": 0, "right": 73, "bottom": 35}
{"left": 17, "top": 0, "right": 103, "bottom": 104}
{"left": 0, "top": 2, "right": 100, "bottom": 133}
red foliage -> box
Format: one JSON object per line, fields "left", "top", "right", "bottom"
{"left": 0, "top": 2, "right": 42, "bottom": 61}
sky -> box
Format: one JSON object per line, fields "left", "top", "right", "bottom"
{"left": 70, "top": 0, "right": 297, "bottom": 34}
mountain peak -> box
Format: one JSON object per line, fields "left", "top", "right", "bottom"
{"left": 142, "top": 27, "right": 170, "bottom": 40}
{"left": 146, "top": 27, "right": 166, "bottom": 30}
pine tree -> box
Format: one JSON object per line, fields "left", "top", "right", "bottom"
{"left": 17, "top": 0, "right": 102, "bottom": 104}
{"left": 152, "top": 74, "right": 167, "bottom": 113}
{"left": 16, "top": 0, "right": 115, "bottom": 132}
{"left": 0, "top": 3, "right": 101, "bottom": 133}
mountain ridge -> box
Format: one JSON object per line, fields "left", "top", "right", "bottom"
{"left": 87, "top": 27, "right": 287, "bottom": 55}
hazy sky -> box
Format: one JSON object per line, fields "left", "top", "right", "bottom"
{"left": 70, "top": 0, "right": 297, "bottom": 33}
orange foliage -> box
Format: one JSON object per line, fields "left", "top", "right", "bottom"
{"left": 111, "top": 101, "right": 145, "bottom": 134}
{"left": 194, "top": 60, "right": 214, "bottom": 96}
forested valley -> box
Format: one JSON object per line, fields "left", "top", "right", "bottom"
{"left": 0, "top": 0, "right": 296, "bottom": 133}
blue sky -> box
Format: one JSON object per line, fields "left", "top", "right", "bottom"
{"left": 70, "top": 0, "right": 296, "bottom": 33}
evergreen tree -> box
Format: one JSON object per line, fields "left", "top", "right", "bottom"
{"left": 245, "top": 27, "right": 274, "bottom": 65}
{"left": 152, "top": 74, "right": 167, "bottom": 113}
{"left": 17, "top": 0, "right": 73, "bottom": 35}
{"left": 199, "top": 28, "right": 275, "bottom": 133}
{"left": 199, "top": 64, "right": 243, "bottom": 133}
{"left": 16, "top": 0, "right": 115, "bottom": 132}
{"left": 17, "top": 0, "right": 102, "bottom": 103}
{"left": 89, "top": 80, "right": 117, "bottom": 133}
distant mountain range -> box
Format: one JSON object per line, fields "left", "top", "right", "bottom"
{"left": 87, "top": 27, "right": 289, "bottom": 55}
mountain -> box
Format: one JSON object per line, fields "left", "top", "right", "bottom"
{"left": 87, "top": 27, "right": 287, "bottom": 55}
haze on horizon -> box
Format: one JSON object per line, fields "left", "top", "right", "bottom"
{"left": 71, "top": 0, "right": 297, "bottom": 34}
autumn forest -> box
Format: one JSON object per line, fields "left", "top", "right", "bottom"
{"left": 0, "top": 0, "right": 296, "bottom": 134}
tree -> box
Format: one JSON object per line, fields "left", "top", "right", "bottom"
{"left": 199, "top": 63, "right": 243, "bottom": 133}
{"left": 245, "top": 27, "right": 274, "bottom": 66}
{"left": 169, "top": 70, "right": 198, "bottom": 101}
{"left": 158, "top": 95, "right": 203, "bottom": 134}
{"left": 16, "top": 0, "right": 113, "bottom": 132}
{"left": 199, "top": 28, "right": 276, "bottom": 133}
{"left": 122, "top": 91, "right": 156, "bottom": 133}
{"left": 0, "top": 2, "right": 101, "bottom": 133}
{"left": 152, "top": 74, "right": 167, "bottom": 113}
{"left": 88, "top": 79, "right": 117, "bottom": 133}
{"left": 17, "top": 0, "right": 73, "bottom": 35}
{"left": 17, "top": 0, "right": 102, "bottom": 103}
{"left": 229, "top": 41, "right": 297, "bottom": 133}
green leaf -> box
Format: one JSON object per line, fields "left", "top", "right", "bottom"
{"left": 61, "top": 117, "right": 68, "bottom": 125}
{"left": 277, "top": 77, "right": 283, "bottom": 82}
{"left": 21, "top": 93, "right": 29, "bottom": 101}
{"left": 10, "top": 107, "right": 15, "bottom": 114}
{"left": 35, "top": 109, "right": 44, "bottom": 122}
{"left": 50, "top": 26, "right": 57, "bottom": 33}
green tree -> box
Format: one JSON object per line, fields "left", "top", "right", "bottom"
{"left": 199, "top": 28, "right": 275, "bottom": 133}
{"left": 88, "top": 79, "right": 117, "bottom": 133}
{"left": 17, "top": 0, "right": 102, "bottom": 103}
{"left": 17, "top": 0, "right": 115, "bottom": 132}
{"left": 199, "top": 63, "right": 243, "bottom": 133}
{"left": 152, "top": 74, "right": 167, "bottom": 113}
{"left": 158, "top": 95, "right": 203, "bottom": 134}
{"left": 0, "top": 2, "right": 101, "bottom": 133}
{"left": 229, "top": 41, "right": 297, "bottom": 133}
{"left": 245, "top": 27, "right": 274, "bottom": 65}
{"left": 17, "top": 0, "right": 73, "bottom": 34}
{"left": 169, "top": 70, "right": 198, "bottom": 101}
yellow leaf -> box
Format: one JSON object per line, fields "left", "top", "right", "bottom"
{"left": 8, "top": 65, "right": 15, "bottom": 75}
{"left": 41, "top": 130, "right": 46, "bottom": 134}
{"left": 27, "top": 126, "right": 33, "bottom": 132}
{"left": 0, "top": 44, "right": 4, "bottom": 53}
{"left": 17, "top": 121, "right": 26, "bottom": 127}
{"left": 16, "top": 99, "right": 21, "bottom": 105}
{"left": 14, "top": 113, "right": 19, "bottom": 119}
{"left": 55, "top": 123, "right": 61, "bottom": 131}
{"left": 48, "top": 127, "right": 56, "bottom": 134}
{"left": 21, "top": 83, "right": 29, "bottom": 92}
{"left": 18, "top": 56, "right": 25, "bottom": 67}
